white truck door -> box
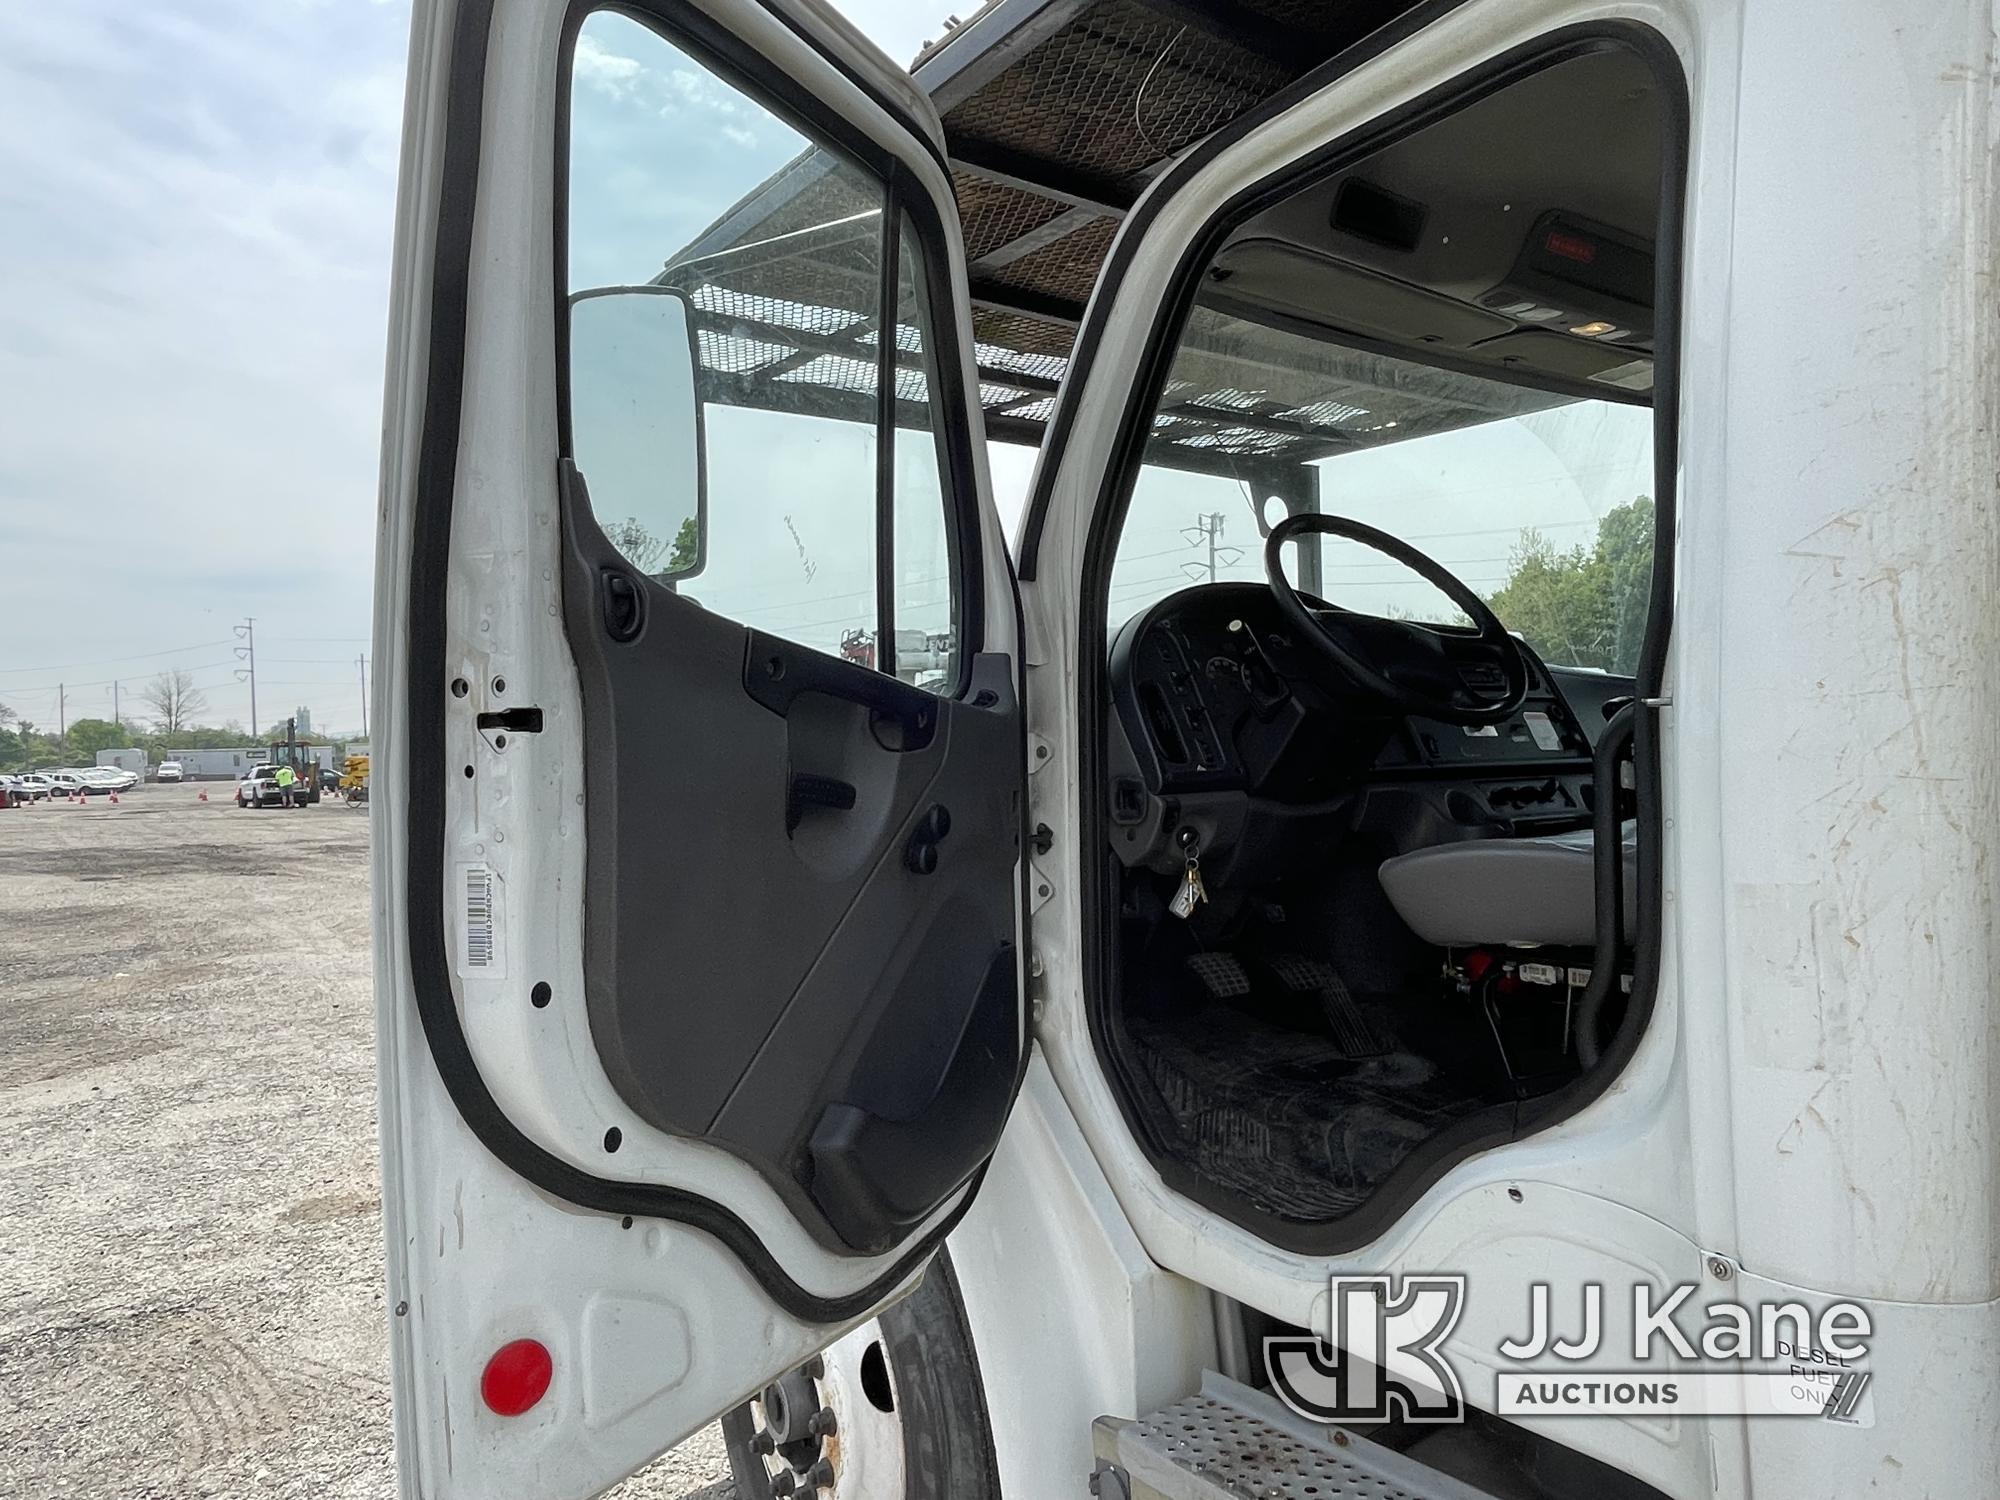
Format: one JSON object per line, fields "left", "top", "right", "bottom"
{"left": 374, "top": 0, "right": 1027, "bottom": 1494}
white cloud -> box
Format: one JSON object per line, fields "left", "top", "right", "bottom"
{"left": 0, "top": 0, "right": 951, "bottom": 734}
{"left": 573, "top": 32, "right": 645, "bottom": 99}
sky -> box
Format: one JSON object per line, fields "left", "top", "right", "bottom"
{"left": 0, "top": 1, "right": 1652, "bottom": 740}
{"left": 0, "top": 0, "right": 949, "bottom": 738}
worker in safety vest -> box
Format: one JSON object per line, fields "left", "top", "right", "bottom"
{"left": 275, "top": 764, "right": 297, "bottom": 808}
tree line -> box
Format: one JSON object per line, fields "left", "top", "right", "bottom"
{"left": 0, "top": 668, "right": 321, "bottom": 772}
{"left": 1484, "top": 495, "right": 1654, "bottom": 676}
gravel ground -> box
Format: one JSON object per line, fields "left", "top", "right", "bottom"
{"left": 0, "top": 784, "right": 733, "bottom": 1499}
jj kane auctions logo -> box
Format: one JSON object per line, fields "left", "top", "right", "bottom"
{"left": 1266, "top": 1276, "right": 1873, "bottom": 1424}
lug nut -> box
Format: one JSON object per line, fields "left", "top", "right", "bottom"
{"left": 803, "top": 1354, "right": 825, "bottom": 1380}
{"left": 806, "top": 1459, "right": 835, "bottom": 1489}
{"left": 751, "top": 1429, "right": 776, "bottom": 1456}
{"left": 807, "top": 1407, "right": 837, "bottom": 1439}
{"left": 770, "top": 1474, "right": 797, "bottom": 1497}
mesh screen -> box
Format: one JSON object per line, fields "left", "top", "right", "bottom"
{"left": 942, "top": 0, "right": 1289, "bottom": 186}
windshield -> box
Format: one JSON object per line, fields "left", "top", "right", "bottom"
{"left": 1107, "top": 306, "right": 1655, "bottom": 675}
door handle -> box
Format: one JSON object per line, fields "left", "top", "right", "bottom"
{"left": 742, "top": 629, "right": 937, "bottom": 752}
{"left": 601, "top": 569, "right": 645, "bottom": 642}
{"left": 786, "top": 773, "right": 856, "bottom": 833}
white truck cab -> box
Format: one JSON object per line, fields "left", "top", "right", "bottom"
{"left": 371, "top": 0, "right": 1999, "bottom": 1495}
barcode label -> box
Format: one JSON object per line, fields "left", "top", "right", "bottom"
{"left": 455, "top": 862, "right": 506, "bottom": 978}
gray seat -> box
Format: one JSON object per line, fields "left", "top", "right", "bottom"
{"left": 1376, "top": 823, "right": 1637, "bottom": 948}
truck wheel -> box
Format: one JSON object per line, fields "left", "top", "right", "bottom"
{"left": 721, "top": 1249, "right": 1000, "bottom": 1499}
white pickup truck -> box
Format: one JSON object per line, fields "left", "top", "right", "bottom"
{"left": 368, "top": 0, "right": 1999, "bottom": 1496}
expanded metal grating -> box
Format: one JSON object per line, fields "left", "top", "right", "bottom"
{"left": 1136, "top": 1395, "right": 1431, "bottom": 1497}
{"left": 953, "top": 168, "right": 1073, "bottom": 261}
{"left": 646, "top": 1, "right": 1450, "bottom": 458}
{"left": 1095, "top": 1377, "right": 1497, "bottom": 1500}
{"left": 943, "top": 0, "right": 1290, "bottom": 189}
{"left": 979, "top": 213, "right": 1122, "bottom": 304}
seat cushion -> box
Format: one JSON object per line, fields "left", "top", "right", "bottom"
{"left": 1377, "top": 823, "right": 1638, "bottom": 948}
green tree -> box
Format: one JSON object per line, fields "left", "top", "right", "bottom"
{"left": 605, "top": 514, "right": 698, "bottom": 577}
{"left": 667, "top": 515, "right": 699, "bottom": 573}
{"left": 65, "top": 718, "right": 134, "bottom": 760}
{"left": 0, "top": 720, "right": 62, "bottom": 772}
{"left": 1485, "top": 496, "right": 1654, "bottom": 673}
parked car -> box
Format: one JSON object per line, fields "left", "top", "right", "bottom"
{"left": 0, "top": 775, "right": 26, "bottom": 807}
{"left": 234, "top": 766, "right": 303, "bottom": 808}
{"left": 12, "top": 773, "right": 54, "bottom": 800}
{"left": 78, "top": 766, "right": 137, "bottom": 791}
{"left": 157, "top": 760, "right": 184, "bottom": 783}
{"left": 42, "top": 771, "right": 100, "bottom": 797}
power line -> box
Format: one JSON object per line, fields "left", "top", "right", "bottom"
{"left": 0, "top": 638, "right": 235, "bottom": 676}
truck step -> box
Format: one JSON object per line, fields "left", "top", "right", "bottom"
{"left": 1092, "top": 1374, "right": 1499, "bottom": 1500}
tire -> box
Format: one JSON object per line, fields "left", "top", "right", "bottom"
{"left": 722, "top": 1249, "right": 1001, "bottom": 1500}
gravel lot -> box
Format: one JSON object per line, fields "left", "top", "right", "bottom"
{"left": 0, "top": 784, "right": 732, "bottom": 1499}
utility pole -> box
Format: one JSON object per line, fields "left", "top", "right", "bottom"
{"left": 358, "top": 654, "right": 369, "bottom": 738}
{"left": 1180, "top": 512, "right": 1242, "bottom": 585}
{"left": 111, "top": 679, "right": 120, "bottom": 729}
{"left": 234, "top": 617, "right": 258, "bottom": 739}
{"left": 58, "top": 683, "right": 65, "bottom": 744}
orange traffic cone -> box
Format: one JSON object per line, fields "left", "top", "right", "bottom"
{"left": 197, "top": 790, "right": 208, "bottom": 802}
{"left": 108, "top": 792, "right": 119, "bottom": 804}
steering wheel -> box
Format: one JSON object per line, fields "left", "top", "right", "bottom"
{"left": 1263, "top": 512, "right": 1530, "bottom": 725}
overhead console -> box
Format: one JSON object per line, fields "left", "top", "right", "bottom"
{"left": 1207, "top": 47, "right": 1662, "bottom": 394}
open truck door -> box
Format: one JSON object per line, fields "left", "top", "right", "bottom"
{"left": 374, "top": 0, "right": 1026, "bottom": 1493}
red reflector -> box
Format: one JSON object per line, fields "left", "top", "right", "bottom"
{"left": 1463, "top": 950, "right": 1494, "bottom": 980}
{"left": 1543, "top": 229, "right": 1597, "bottom": 264}
{"left": 482, "top": 1339, "right": 553, "bottom": 1416}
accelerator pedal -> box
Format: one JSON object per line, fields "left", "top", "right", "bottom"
{"left": 1091, "top": 1373, "right": 1498, "bottom": 1500}
{"left": 1267, "top": 955, "right": 1386, "bottom": 1058}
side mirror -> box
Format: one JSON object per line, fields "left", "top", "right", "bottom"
{"left": 567, "top": 285, "right": 706, "bottom": 581}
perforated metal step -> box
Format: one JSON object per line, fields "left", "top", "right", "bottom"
{"left": 1091, "top": 1374, "right": 1499, "bottom": 1500}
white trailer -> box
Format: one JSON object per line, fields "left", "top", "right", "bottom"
{"left": 172, "top": 748, "right": 262, "bottom": 782}
{"left": 93, "top": 748, "right": 145, "bottom": 776}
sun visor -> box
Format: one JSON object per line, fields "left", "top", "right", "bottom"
{"left": 1210, "top": 238, "right": 1515, "bottom": 349}
{"left": 1473, "top": 328, "right": 1654, "bottom": 389}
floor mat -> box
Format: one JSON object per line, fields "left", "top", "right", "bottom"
{"left": 1129, "top": 1008, "right": 1490, "bottom": 1220}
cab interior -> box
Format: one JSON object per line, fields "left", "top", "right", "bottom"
{"left": 1091, "top": 43, "right": 1667, "bottom": 1242}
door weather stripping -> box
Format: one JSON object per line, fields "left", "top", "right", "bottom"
{"left": 1090, "top": 1375, "right": 1499, "bottom": 1500}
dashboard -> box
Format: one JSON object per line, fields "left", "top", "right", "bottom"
{"left": 1107, "top": 584, "right": 1622, "bottom": 879}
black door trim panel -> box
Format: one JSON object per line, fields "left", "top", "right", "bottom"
{"left": 402, "top": 0, "right": 1008, "bottom": 1324}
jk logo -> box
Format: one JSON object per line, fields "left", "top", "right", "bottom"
{"left": 1265, "top": 1275, "right": 1467, "bottom": 1424}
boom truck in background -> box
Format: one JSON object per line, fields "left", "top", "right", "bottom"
{"left": 369, "top": 0, "right": 2000, "bottom": 1497}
